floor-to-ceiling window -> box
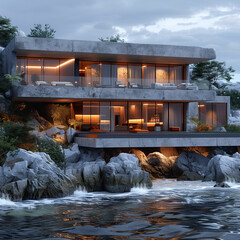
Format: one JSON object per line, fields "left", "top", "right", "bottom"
{"left": 73, "top": 101, "right": 184, "bottom": 132}
{"left": 112, "top": 64, "right": 128, "bottom": 87}
{"left": 199, "top": 103, "right": 227, "bottom": 128}
{"left": 142, "top": 64, "right": 155, "bottom": 88}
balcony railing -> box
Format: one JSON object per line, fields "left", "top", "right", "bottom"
{"left": 20, "top": 75, "right": 205, "bottom": 90}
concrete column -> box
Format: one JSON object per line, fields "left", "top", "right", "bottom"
{"left": 185, "top": 102, "right": 198, "bottom": 132}
{"left": 186, "top": 65, "right": 190, "bottom": 83}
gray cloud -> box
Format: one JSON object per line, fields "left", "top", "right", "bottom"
{"left": 0, "top": 0, "right": 239, "bottom": 78}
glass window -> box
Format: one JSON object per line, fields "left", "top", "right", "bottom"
{"left": 128, "top": 102, "right": 142, "bottom": 130}
{"left": 59, "top": 59, "right": 75, "bottom": 83}
{"left": 16, "top": 57, "right": 27, "bottom": 84}
{"left": 142, "top": 64, "right": 155, "bottom": 88}
{"left": 100, "top": 63, "right": 112, "bottom": 86}
{"left": 100, "top": 102, "right": 110, "bottom": 131}
{"left": 169, "top": 103, "right": 183, "bottom": 131}
{"left": 156, "top": 65, "right": 168, "bottom": 84}
{"left": 169, "top": 66, "right": 183, "bottom": 85}
{"left": 112, "top": 64, "right": 128, "bottom": 87}
{"left": 27, "top": 58, "right": 43, "bottom": 85}
{"left": 199, "top": 103, "right": 213, "bottom": 126}
{"left": 91, "top": 102, "right": 100, "bottom": 130}
{"left": 43, "top": 59, "right": 59, "bottom": 84}
{"left": 111, "top": 102, "right": 127, "bottom": 131}
{"left": 142, "top": 102, "right": 156, "bottom": 131}
{"left": 128, "top": 64, "right": 141, "bottom": 87}
{"left": 214, "top": 103, "right": 227, "bottom": 127}
{"left": 79, "top": 61, "right": 100, "bottom": 87}
{"left": 82, "top": 102, "right": 91, "bottom": 131}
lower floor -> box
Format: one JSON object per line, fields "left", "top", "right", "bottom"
{"left": 71, "top": 101, "right": 227, "bottom": 132}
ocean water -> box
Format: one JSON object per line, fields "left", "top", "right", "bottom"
{"left": 0, "top": 180, "right": 240, "bottom": 239}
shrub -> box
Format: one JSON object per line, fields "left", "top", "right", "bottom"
{"left": 50, "top": 104, "right": 70, "bottom": 125}
{"left": 0, "top": 136, "right": 18, "bottom": 166}
{"left": 2, "top": 121, "right": 33, "bottom": 145}
{"left": 225, "top": 124, "right": 240, "bottom": 132}
{"left": 196, "top": 124, "right": 212, "bottom": 132}
{"left": 37, "top": 138, "right": 65, "bottom": 168}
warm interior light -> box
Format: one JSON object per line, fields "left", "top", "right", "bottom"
{"left": 142, "top": 65, "right": 147, "bottom": 68}
{"left": 26, "top": 59, "right": 74, "bottom": 69}
{"left": 128, "top": 119, "right": 144, "bottom": 124}
{"left": 198, "top": 105, "right": 205, "bottom": 107}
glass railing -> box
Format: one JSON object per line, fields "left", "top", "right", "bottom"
{"left": 19, "top": 75, "right": 204, "bottom": 90}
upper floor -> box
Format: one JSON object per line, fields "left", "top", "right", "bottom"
{"left": 2, "top": 37, "right": 217, "bottom": 101}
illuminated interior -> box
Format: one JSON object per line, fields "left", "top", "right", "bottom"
{"left": 72, "top": 101, "right": 184, "bottom": 132}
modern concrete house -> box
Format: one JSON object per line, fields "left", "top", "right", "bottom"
{"left": 2, "top": 37, "right": 233, "bottom": 148}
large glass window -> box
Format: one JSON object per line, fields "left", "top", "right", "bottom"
{"left": 142, "top": 64, "right": 155, "bottom": 88}
{"left": 199, "top": 103, "right": 227, "bottom": 127}
{"left": 100, "top": 102, "right": 110, "bottom": 131}
{"left": 128, "top": 64, "right": 141, "bottom": 87}
{"left": 142, "top": 102, "right": 156, "bottom": 131}
{"left": 59, "top": 59, "right": 75, "bottom": 83}
{"left": 111, "top": 102, "right": 127, "bottom": 131}
{"left": 100, "top": 63, "right": 112, "bottom": 86}
{"left": 16, "top": 58, "right": 27, "bottom": 84}
{"left": 128, "top": 102, "right": 142, "bottom": 130}
{"left": 156, "top": 65, "right": 168, "bottom": 84}
{"left": 169, "top": 103, "right": 183, "bottom": 131}
{"left": 27, "top": 58, "right": 43, "bottom": 84}
{"left": 112, "top": 64, "right": 128, "bottom": 87}
{"left": 79, "top": 62, "right": 100, "bottom": 87}
{"left": 43, "top": 59, "right": 59, "bottom": 84}
{"left": 169, "top": 66, "right": 183, "bottom": 85}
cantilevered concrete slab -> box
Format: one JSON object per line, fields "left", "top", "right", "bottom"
{"left": 74, "top": 133, "right": 240, "bottom": 148}
{"left": 4, "top": 37, "right": 216, "bottom": 65}
{"left": 12, "top": 85, "right": 216, "bottom": 102}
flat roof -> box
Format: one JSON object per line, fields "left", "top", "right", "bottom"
{"left": 7, "top": 37, "right": 216, "bottom": 64}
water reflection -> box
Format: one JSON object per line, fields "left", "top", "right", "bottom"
{"left": 0, "top": 180, "right": 240, "bottom": 239}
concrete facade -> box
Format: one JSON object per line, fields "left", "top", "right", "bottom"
{"left": 2, "top": 37, "right": 216, "bottom": 72}
{"left": 74, "top": 134, "right": 240, "bottom": 148}
{"left": 12, "top": 85, "right": 216, "bottom": 102}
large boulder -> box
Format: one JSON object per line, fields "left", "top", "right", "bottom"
{"left": 0, "top": 149, "right": 77, "bottom": 201}
{"left": 147, "top": 152, "right": 177, "bottom": 178}
{"left": 204, "top": 155, "right": 240, "bottom": 183}
{"left": 46, "top": 127, "right": 65, "bottom": 137}
{"left": 82, "top": 158, "right": 106, "bottom": 191}
{"left": 102, "top": 153, "right": 152, "bottom": 193}
{"left": 173, "top": 151, "right": 209, "bottom": 179}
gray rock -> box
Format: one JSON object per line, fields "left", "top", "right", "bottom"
{"left": 214, "top": 182, "right": 230, "bottom": 188}
{"left": 204, "top": 155, "right": 240, "bottom": 183}
{"left": 46, "top": 127, "right": 65, "bottom": 137}
{"left": 64, "top": 143, "right": 80, "bottom": 164}
{"left": 177, "top": 171, "right": 204, "bottom": 181}
{"left": 212, "top": 127, "right": 227, "bottom": 132}
{"left": 0, "top": 149, "right": 77, "bottom": 201}
{"left": 66, "top": 127, "right": 77, "bottom": 143}
{"left": 173, "top": 151, "right": 210, "bottom": 177}
{"left": 102, "top": 153, "right": 152, "bottom": 193}
{"left": 82, "top": 158, "right": 106, "bottom": 191}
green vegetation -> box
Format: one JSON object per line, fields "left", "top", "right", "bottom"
{"left": 224, "top": 124, "right": 240, "bottom": 133}
{"left": 28, "top": 24, "right": 56, "bottom": 38}
{"left": 190, "top": 117, "right": 212, "bottom": 132}
{"left": 0, "top": 74, "right": 21, "bottom": 96}
{"left": 217, "top": 89, "right": 240, "bottom": 110}
{"left": 50, "top": 104, "right": 70, "bottom": 125}
{"left": 191, "top": 61, "right": 235, "bottom": 90}
{"left": 37, "top": 138, "right": 65, "bottom": 168}
{"left": 0, "top": 16, "right": 18, "bottom": 47}
{"left": 99, "top": 34, "right": 124, "bottom": 43}
{"left": 0, "top": 137, "right": 18, "bottom": 165}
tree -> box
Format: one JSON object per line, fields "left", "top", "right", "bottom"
{"left": 99, "top": 34, "right": 124, "bottom": 43}
{"left": 0, "top": 16, "right": 18, "bottom": 47}
{"left": 28, "top": 24, "right": 56, "bottom": 38}
{"left": 190, "top": 61, "right": 235, "bottom": 90}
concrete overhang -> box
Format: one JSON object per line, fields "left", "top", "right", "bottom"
{"left": 9, "top": 37, "right": 216, "bottom": 64}
{"left": 12, "top": 85, "right": 216, "bottom": 102}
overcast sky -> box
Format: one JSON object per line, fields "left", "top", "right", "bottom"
{"left": 1, "top": 0, "right": 240, "bottom": 80}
